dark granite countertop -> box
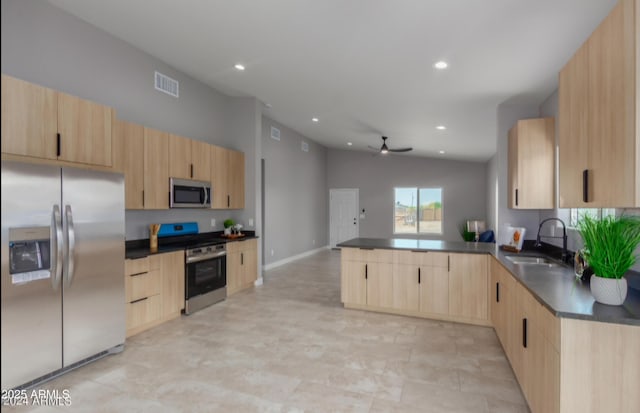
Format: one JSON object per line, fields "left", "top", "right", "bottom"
{"left": 126, "top": 231, "right": 258, "bottom": 259}
{"left": 337, "top": 237, "right": 640, "bottom": 326}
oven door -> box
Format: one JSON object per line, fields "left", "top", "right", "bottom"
{"left": 185, "top": 255, "right": 226, "bottom": 300}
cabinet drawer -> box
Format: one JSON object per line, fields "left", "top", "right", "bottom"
{"left": 341, "top": 248, "right": 359, "bottom": 262}
{"left": 126, "top": 269, "right": 161, "bottom": 302}
{"left": 148, "top": 254, "right": 162, "bottom": 270}
{"left": 537, "top": 304, "right": 560, "bottom": 351}
{"left": 125, "top": 257, "right": 149, "bottom": 275}
{"left": 126, "top": 294, "right": 161, "bottom": 330}
{"left": 430, "top": 252, "right": 449, "bottom": 268}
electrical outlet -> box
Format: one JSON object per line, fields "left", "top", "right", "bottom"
{"left": 249, "top": 218, "right": 254, "bottom": 227}
{"left": 211, "top": 218, "right": 216, "bottom": 227}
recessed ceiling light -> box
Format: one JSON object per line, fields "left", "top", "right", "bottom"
{"left": 434, "top": 61, "right": 448, "bottom": 70}
{"left": 439, "top": 150, "right": 445, "bottom": 154}
{"left": 347, "top": 142, "right": 353, "bottom": 146}
{"left": 234, "top": 63, "right": 245, "bottom": 71}
{"left": 436, "top": 125, "right": 446, "bottom": 130}
{"left": 312, "top": 117, "right": 319, "bottom": 122}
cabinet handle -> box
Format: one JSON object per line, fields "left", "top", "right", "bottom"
{"left": 523, "top": 318, "right": 528, "bottom": 348}
{"left": 227, "top": 195, "right": 230, "bottom": 208}
{"left": 582, "top": 169, "right": 589, "bottom": 203}
{"left": 515, "top": 189, "right": 519, "bottom": 206}
{"left": 447, "top": 256, "right": 450, "bottom": 272}
{"left": 418, "top": 267, "right": 421, "bottom": 284}
{"left": 241, "top": 252, "right": 244, "bottom": 265}
{"left": 56, "top": 133, "right": 61, "bottom": 157}
{"left": 130, "top": 297, "right": 148, "bottom": 304}
{"left": 190, "top": 164, "right": 194, "bottom": 178}
{"left": 129, "top": 271, "right": 147, "bottom": 277}
{"left": 365, "top": 264, "right": 368, "bottom": 280}
{"left": 496, "top": 282, "right": 500, "bottom": 303}
{"left": 142, "top": 190, "right": 145, "bottom": 208}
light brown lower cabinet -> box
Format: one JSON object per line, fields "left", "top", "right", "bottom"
{"left": 125, "top": 250, "right": 184, "bottom": 337}
{"left": 341, "top": 249, "right": 489, "bottom": 325}
{"left": 227, "top": 239, "right": 258, "bottom": 295}
{"left": 490, "top": 257, "right": 639, "bottom": 413}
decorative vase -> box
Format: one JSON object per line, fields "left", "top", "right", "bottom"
{"left": 224, "top": 227, "right": 231, "bottom": 235}
{"left": 590, "top": 275, "right": 627, "bottom": 305}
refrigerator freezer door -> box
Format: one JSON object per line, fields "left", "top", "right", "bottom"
{"left": 1, "top": 161, "right": 63, "bottom": 389}
{"left": 61, "top": 167, "right": 125, "bottom": 367}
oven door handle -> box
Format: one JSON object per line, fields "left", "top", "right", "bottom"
{"left": 186, "top": 251, "right": 227, "bottom": 264}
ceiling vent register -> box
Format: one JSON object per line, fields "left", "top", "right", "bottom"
{"left": 154, "top": 71, "right": 179, "bottom": 98}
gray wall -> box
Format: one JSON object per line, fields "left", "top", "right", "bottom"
{"left": 327, "top": 150, "right": 486, "bottom": 241}
{"left": 486, "top": 154, "right": 498, "bottom": 237}
{"left": 262, "top": 117, "right": 328, "bottom": 264}
{"left": 1, "top": 0, "right": 260, "bottom": 248}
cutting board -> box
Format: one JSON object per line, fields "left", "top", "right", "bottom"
{"left": 504, "top": 227, "right": 526, "bottom": 251}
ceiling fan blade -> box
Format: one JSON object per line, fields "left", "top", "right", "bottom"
{"left": 389, "top": 147, "right": 413, "bottom": 152}
{"left": 367, "top": 145, "right": 381, "bottom": 151}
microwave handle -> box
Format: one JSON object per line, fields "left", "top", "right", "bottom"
{"left": 202, "top": 184, "right": 209, "bottom": 206}
{"left": 51, "top": 205, "right": 64, "bottom": 290}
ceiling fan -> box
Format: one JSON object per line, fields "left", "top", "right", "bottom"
{"left": 368, "top": 136, "right": 412, "bottom": 154}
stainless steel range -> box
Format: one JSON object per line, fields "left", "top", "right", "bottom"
{"left": 184, "top": 243, "right": 227, "bottom": 314}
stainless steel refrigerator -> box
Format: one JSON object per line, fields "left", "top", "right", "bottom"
{"left": 1, "top": 160, "right": 125, "bottom": 389}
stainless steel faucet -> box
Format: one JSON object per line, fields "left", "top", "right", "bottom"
{"left": 535, "top": 218, "right": 569, "bottom": 262}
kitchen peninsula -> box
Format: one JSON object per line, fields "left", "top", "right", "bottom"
{"left": 338, "top": 237, "right": 640, "bottom": 413}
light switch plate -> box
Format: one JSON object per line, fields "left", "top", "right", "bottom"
{"left": 211, "top": 218, "right": 216, "bottom": 227}
{"left": 249, "top": 218, "right": 254, "bottom": 227}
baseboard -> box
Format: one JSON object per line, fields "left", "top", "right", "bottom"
{"left": 263, "top": 245, "right": 330, "bottom": 271}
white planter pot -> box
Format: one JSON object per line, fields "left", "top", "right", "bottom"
{"left": 224, "top": 228, "right": 231, "bottom": 235}
{"left": 590, "top": 275, "right": 628, "bottom": 306}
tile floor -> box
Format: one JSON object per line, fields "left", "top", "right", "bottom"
{"left": 10, "top": 249, "right": 529, "bottom": 412}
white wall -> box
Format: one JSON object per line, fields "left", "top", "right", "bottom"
{"left": 486, "top": 154, "right": 498, "bottom": 239}
{"left": 327, "top": 149, "right": 487, "bottom": 241}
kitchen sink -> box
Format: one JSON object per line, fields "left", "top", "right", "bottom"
{"left": 504, "top": 255, "right": 561, "bottom": 267}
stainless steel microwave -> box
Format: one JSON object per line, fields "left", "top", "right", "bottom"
{"left": 169, "top": 178, "right": 211, "bottom": 208}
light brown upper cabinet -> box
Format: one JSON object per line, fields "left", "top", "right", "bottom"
{"left": 144, "top": 127, "right": 170, "bottom": 209}
{"left": 508, "top": 118, "right": 555, "bottom": 209}
{"left": 112, "top": 119, "right": 144, "bottom": 209}
{"left": 168, "top": 134, "right": 211, "bottom": 181}
{"left": 1, "top": 74, "right": 113, "bottom": 167}
{"left": 211, "top": 145, "right": 245, "bottom": 209}
{"left": 558, "top": 0, "right": 639, "bottom": 207}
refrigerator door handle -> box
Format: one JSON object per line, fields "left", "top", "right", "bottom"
{"left": 51, "top": 205, "right": 64, "bottom": 290}
{"left": 64, "top": 205, "right": 76, "bottom": 288}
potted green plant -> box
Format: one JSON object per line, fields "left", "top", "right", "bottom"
{"left": 577, "top": 214, "right": 640, "bottom": 305}
{"left": 459, "top": 221, "right": 476, "bottom": 242}
{"left": 223, "top": 219, "right": 235, "bottom": 235}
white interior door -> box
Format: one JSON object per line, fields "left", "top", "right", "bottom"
{"left": 330, "top": 188, "right": 359, "bottom": 248}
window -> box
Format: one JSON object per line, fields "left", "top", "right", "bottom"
{"left": 569, "top": 208, "right": 615, "bottom": 227}
{"left": 394, "top": 187, "right": 442, "bottom": 234}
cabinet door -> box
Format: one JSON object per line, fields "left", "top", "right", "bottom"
{"left": 57, "top": 92, "right": 112, "bottom": 166}
{"left": 113, "top": 119, "right": 144, "bottom": 209}
{"left": 226, "top": 251, "right": 242, "bottom": 295}
{"left": 366, "top": 262, "right": 393, "bottom": 308}
{"left": 241, "top": 239, "right": 258, "bottom": 285}
{"left": 559, "top": 42, "right": 590, "bottom": 208}
{"left": 448, "top": 254, "right": 488, "bottom": 321}
{"left": 228, "top": 149, "right": 245, "bottom": 209}
{"left": 161, "top": 251, "right": 185, "bottom": 317}
{"left": 507, "top": 126, "right": 519, "bottom": 208}
{"left": 1, "top": 74, "right": 57, "bottom": 159}
{"left": 511, "top": 118, "right": 555, "bottom": 209}
{"left": 168, "top": 134, "right": 191, "bottom": 179}
{"left": 211, "top": 145, "right": 229, "bottom": 209}
{"left": 341, "top": 261, "right": 367, "bottom": 305}
{"left": 144, "top": 128, "right": 169, "bottom": 209}
{"left": 392, "top": 264, "right": 419, "bottom": 311}
{"left": 191, "top": 140, "right": 211, "bottom": 182}
{"left": 586, "top": 0, "right": 636, "bottom": 207}
{"left": 490, "top": 259, "right": 510, "bottom": 350}
{"left": 527, "top": 321, "right": 560, "bottom": 413}
{"left": 419, "top": 265, "right": 449, "bottom": 315}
